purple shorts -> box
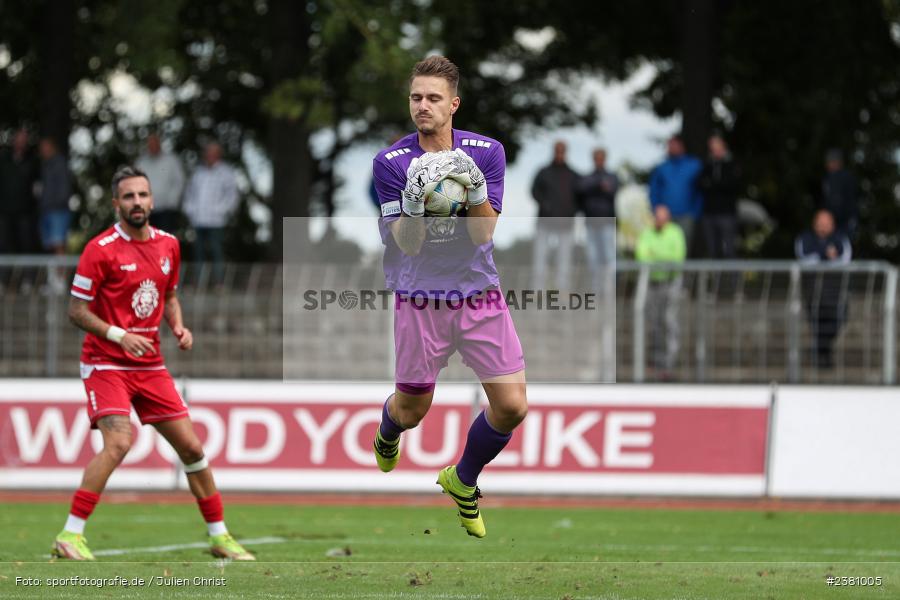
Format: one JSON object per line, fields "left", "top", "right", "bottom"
{"left": 394, "top": 289, "right": 525, "bottom": 394}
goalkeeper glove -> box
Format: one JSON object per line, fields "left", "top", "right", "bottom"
{"left": 448, "top": 148, "right": 488, "bottom": 206}
{"left": 402, "top": 151, "right": 456, "bottom": 217}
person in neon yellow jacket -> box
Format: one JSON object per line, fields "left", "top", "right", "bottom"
{"left": 636, "top": 205, "right": 686, "bottom": 377}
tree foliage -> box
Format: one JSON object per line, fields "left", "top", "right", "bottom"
{"left": 539, "top": 0, "right": 900, "bottom": 258}
{"left": 1, "top": 0, "right": 898, "bottom": 260}
{"left": 720, "top": 0, "right": 900, "bottom": 258}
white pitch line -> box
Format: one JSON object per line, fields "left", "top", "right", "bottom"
{"left": 80, "top": 537, "right": 900, "bottom": 560}
{"left": 92, "top": 536, "right": 288, "bottom": 556}
{"left": 594, "top": 542, "right": 900, "bottom": 558}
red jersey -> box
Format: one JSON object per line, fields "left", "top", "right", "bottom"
{"left": 70, "top": 223, "right": 181, "bottom": 368}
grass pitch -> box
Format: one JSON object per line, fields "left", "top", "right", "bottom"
{"left": 1, "top": 499, "right": 899, "bottom": 599}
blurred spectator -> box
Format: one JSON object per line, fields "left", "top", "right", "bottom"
{"left": 183, "top": 142, "right": 239, "bottom": 285}
{"left": 37, "top": 137, "right": 72, "bottom": 255}
{"left": 0, "top": 128, "right": 39, "bottom": 254}
{"left": 698, "top": 134, "right": 741, "bottom": 258}
{"left": 649, "top": 134, "right": 702, "bottom": 250}
{"left": 135, "top": 132, "right": 185, "bottom": 235}
{"left": 636, "top": 205, "right": 686, "bottom": 379}
{"left": 820, "top": 149, "right": 859, "bottom": 238}
{"left": 795, "top": 209, "right": 851, "bottom": 368}
{"left": 531, "top": 141, "right": 578, "bottom": 290}
{"left": 577, "top": 148, "right": 619, "bottom": 292}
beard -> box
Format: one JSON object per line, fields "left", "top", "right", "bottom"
{"left": 415, "top": 113, "right": 446, "bottom": 135}
{"left": 416, "top": 123, "right": 437, "bottom": 135}
{"left": 122, "top": 208, "right": 149, "bottom": 229}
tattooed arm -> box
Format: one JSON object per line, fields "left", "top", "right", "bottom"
{"left": 68, "top": 296, "right": 113, "bottom": 339}
{"left": 68, "top": 296, "right": 155, "bottom": 358}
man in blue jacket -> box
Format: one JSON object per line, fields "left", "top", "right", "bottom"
{"left": 649, "top": 134, "right": 703, "bottom": 249}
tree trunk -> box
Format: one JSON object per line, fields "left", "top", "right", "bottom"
{"left": 269, "top": 122, "right": 312, "bottom": 260}
{"left": 39, "top": 0, "right": 75, "bottom": 153}
{"left": 680, "top": 0, "right": 716, "bottom": 157}
{"left": 267, "top": 0, "right": 312, "bottom": 261}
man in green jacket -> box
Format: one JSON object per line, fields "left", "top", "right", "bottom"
{"left": 636, "top": 205, "right": 686, "bottom": 378}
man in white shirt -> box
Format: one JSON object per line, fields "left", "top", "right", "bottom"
{"left": 135, "top": 133, "right": 186, "bottom": 235}
{"left": 183, "top": 142, "right": 239, "bottom": 285}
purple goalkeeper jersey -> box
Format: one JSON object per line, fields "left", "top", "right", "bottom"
{"left": 373, "top": 129, "right": 506, "bottom": 296}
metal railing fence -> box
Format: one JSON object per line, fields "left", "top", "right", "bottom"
{"left": 614, "top": 260, "right": 897, "bottom": 385}
{"left": 0, "top": 256, "right": 895, "bottom": 384}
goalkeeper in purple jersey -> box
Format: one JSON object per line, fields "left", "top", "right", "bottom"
{"left": 371, "top": 56, "right": 528, "bottom": 538}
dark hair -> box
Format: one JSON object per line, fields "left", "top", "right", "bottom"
{"left": 410, "top": 55, "right": 460, "bottom": 93}
{"left": 111, "top": 165, "right": 150, "bottom": 198}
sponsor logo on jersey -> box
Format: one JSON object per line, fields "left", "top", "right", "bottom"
{"left": 119, "top": 263, "right": 137, "bottom": 271}
{"left": 131, "top": 279, "right": 160, "bottom": 319}
{"left": 381, "top": 200, "right": 401, "bottom": 217}
{"left": 160, "top": 256, "right": 171, "bottom": 275}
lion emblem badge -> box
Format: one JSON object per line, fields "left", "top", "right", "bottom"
{"left": 131, "top": 279, "right": 159, "bottom": 319}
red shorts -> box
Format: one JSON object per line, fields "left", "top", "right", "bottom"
{"left": 81, "top": 366, "right": 189, "bottom": 429}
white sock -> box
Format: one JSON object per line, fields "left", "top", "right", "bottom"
{"left": 64, "top": 514, "right": 86, "bottom": 535}
{"left": 207, "top": 521, "right": 228, "bottom": 536}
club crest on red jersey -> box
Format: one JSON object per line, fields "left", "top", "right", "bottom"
{"left": 132, "top": 279, "right": 160, "bottom": 319}
{"left": 160, "top": 256, "right": 171, "bottom": 275}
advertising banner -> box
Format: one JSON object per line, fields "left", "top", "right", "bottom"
{"left": 0, "top": 381, "right": 770, "bottom": 496}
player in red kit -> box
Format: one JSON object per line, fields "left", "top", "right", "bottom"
{"left": 52, "top": 166, "right": 254, "bottom": 561}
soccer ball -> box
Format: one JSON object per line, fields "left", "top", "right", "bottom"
{"left": 425, "top": 176, "right": 468, "bottom": 217}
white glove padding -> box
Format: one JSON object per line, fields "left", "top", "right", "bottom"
{"left": 402, "top": 151, "right": 457, "bottom": 217}
{"left": 447, "top": 148, "right": 488, "bottom": 206}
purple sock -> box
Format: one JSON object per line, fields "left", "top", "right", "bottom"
{"left": 378, "top": 396, "right": 405, "bottom": 441}
{"left": 455, "top": 411, "right": 512, "bottom": 487}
